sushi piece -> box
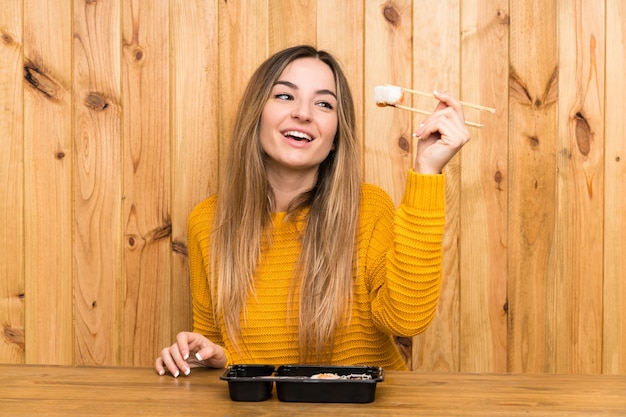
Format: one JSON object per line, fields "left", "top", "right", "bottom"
{"left": 374, "top": 84, "right": 404, "bottom": 106}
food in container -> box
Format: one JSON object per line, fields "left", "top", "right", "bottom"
{"left": 221, "top": 364, "right": 384, "bottom": 403}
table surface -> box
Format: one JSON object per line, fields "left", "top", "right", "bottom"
{"left": 1, "top": 364, "right": 625, "bottom": 416}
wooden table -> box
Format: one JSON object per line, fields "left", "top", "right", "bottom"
{"left": 1, "top": 364, "right": 625, "bottom": 416}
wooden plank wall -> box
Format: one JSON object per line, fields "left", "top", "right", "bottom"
{"left": 0, "top": 0, "right": 624, "bottom": 375}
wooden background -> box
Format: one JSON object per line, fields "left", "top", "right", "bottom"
{"left": 1, "top": 0, "right": 624, "bottom": 375}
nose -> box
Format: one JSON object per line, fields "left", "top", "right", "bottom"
{"left": 291, "top": 100, "right": 312, "bottom": 121}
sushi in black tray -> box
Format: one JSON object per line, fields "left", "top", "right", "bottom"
{"left": 220, "top": 364, "right": 384, "bottom": 403}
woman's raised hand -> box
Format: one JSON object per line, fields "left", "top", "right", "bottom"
{"left": 413, "top": 91, "right": 471, "bottom": 175}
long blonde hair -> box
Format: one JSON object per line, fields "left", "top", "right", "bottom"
{"left": 211, "top": 45, "right": 361, "bottom": 362}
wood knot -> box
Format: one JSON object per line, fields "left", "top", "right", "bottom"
{"left": 3, "top": 325, "right": 25, "bottom": 350}
{"left": 85, "top": 92, "right": 109, "bottom": 111}
{"left": 382, "top": 3, "right": 401, "bottom": 27}
{"left": 394, "top": 336, "right": 412, "bottom": 347}
{"left": 172, "top": 240, "right": 188, "bottom": 256}
{"left": 148, "top": 219, "right": 172, "bottom": 242}
{"left": 24, "top": 63, "right": 64, "bottom": 100}
{"left": 134, "top": 48, "right": 144, "bottom": 62}
{"left": 496, "top": 9, "right": 510, "bottom": 25}
{"left": 398, "top": 136, "right": 410, "bottom": 153}
{"left": 2, "top": 32, "right": 14, "bottom": 45}
{"left": 528, "top": 135, "right": 539, "bottom": 148}
{"left": 574, "top": 112, "right": 591, "bottom": 156}
{"left": 493, "top": 169, "right": 504, "bottom": 191}
{"left": 494, "top": 170, "right": 503, "bottom": 184}
{"left": 508, "top": 67, "right": 532, "bottom": 105}
{"left": 56, "top": 151, "right": 66, "bottom": 160}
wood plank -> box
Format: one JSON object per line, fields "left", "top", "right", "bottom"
{"left": 170, "top": 0, "right": 220, "bottom": 340}
{"left": 555, "top": 0, "right": 604, "bottom": 374}
{"left": 363, "top": 0, "right": 413, "bottom": 205}
{"left": 507, "top": 0, "right": 558, "bottom": 373}
{"left": 73, "top": 0, "right": 122, "bottom": 366}
{"left": 23, "top": 0, "right": 73, "bottom": 364}
{"left": 269, "top": 0, "right": 316, "bottom": 52}
{"left": 410, "top": 0, "right": 461, "bottom": 373}
{"left": 121, "top": 0, "right": 171, "bottom": 366}
{"left": 603, "top": 0, "right": 626, "bottom": 375}
{"left": 0, "top": 0, "right": 25, "bottom": 364}
{"left": 459, "top": 0, "right": 509, "bottom": 373}
{"left": 362, "top": 0, "right": 413, "bottom": 366}
{"left": 2, "top": 365, "right": 626, "bottom": 416}
{"left": 217, "top": 0, "right": 269, "bottom": 167}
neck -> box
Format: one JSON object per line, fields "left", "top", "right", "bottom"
{"left": 266, "top": 167, "right": 318, "bottom": 212}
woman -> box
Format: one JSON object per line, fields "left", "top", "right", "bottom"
{"left": 156, "top": 45, "right": 470, "bottom": 377}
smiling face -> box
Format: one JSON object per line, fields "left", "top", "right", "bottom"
{"left": 259, "top": 57, "right": 338, "bottom": 183}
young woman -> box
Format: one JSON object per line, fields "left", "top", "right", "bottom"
{"left": 156, "top": 45, "right": 470, "bottom": 377}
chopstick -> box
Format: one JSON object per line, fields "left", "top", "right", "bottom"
{"left": 402, "top": 87, "right": 496, "bottom": 114}
{"left": 380, "top": 103, "right": 485, "bottom": 129}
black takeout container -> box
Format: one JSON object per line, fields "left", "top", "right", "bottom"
{"left": 220, "top": 364, "right": 384, "bottom": 403}
{"left": 275, "top": 365, "right": 384, "bottom": 403}
{"left": 219, "top": 364, "right": 275, "bottom": 401}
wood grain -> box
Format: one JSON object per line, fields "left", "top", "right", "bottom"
{"left": 1, "top": 365, "right": 626, "bottom": 416}
{"left": 72, "top": 0, "right": 121, "bottom": 366}
{"left": 169, "top": 0, "right": 220, "bottom": 341}
{"left": 0, "top": 0, "right": 25, "bottom": 363}
{"left": 603, "top": 0, "right": 626, "bottom": 375}
{"left": 121, "top": 0, "right": 171, "bottom": 366}
{"left": 554, "top": 0, "right": 604, "bottom": 374}
{"left": 269, "top": 0, "right": 317, "bottom": 51}
{"left": 218, "top": 0, "right": 269, "bottom": 168}
{"left": 23, "top": 0, "right": 73, "bottom": 365}
{"left": 459, "top": 0, "right": 508, "bottom": 373}
{"left": 363, "top": 0, "right": 413, "bottom": 205}
{"left": 507, "top": 0, "right": 558, "bottom": 373}
{"left": 411, "top": 0, "right": 461, "bottom": 373}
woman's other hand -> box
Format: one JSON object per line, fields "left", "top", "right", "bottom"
{"left": 155, "top": 331, "right": 227, "bottom": 377}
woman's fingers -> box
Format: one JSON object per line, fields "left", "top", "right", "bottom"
{"left": 194, "top": 342, "right": 227, "bottom": 368}
{"left": 413, "top": 92, "right": 471, "bottom": 174}
{"left": 154, "top": 332, "right": 196, "bottom": 377}
{"left": 158, "top": 343, "right": 190, "bottom": 377}
{"left": 155, "top": 332, "right": 229, "bottom": 377}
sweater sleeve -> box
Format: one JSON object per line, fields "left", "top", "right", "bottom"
{"left": 368, "top": 170, "right": 446, "bottom": 337}
{"left": 188, "top": 198, "right": 224, "bottom": 345}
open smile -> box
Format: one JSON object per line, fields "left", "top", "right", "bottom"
{"left": 283, "top": 130, "right": 313, "bottom": 142}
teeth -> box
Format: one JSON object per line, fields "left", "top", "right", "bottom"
{"left": 284, "top": 130, "right": 312, "bottom": 142}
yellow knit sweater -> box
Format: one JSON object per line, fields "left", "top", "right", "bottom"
{"left": 188, "top": 170, "right": 445, "bottom": 371}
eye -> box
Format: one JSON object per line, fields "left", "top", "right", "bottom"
{"left": 274, "top": 93, "right": 293, "bottom": 101}
{"left": 316, "top": 101, "right": 335, "bottom": 110}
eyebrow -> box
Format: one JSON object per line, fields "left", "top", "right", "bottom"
{"left": 274, "top": 80, "right": 337, "bottom": 100}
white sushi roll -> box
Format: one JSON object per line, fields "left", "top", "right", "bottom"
{"left": 374, "top": 84, "right": 404, "bottom": 105}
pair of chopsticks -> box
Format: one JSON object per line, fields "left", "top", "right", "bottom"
{"left": 378, "top": 86, "right": 495, "bottom": 129}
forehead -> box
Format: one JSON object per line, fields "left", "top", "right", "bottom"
{"left": 277, "top": 57, "right": 336, "bottom": 91}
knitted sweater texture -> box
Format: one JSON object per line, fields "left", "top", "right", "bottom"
{"left": 188, "top": 170, "right": 445, "bottom": 371}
